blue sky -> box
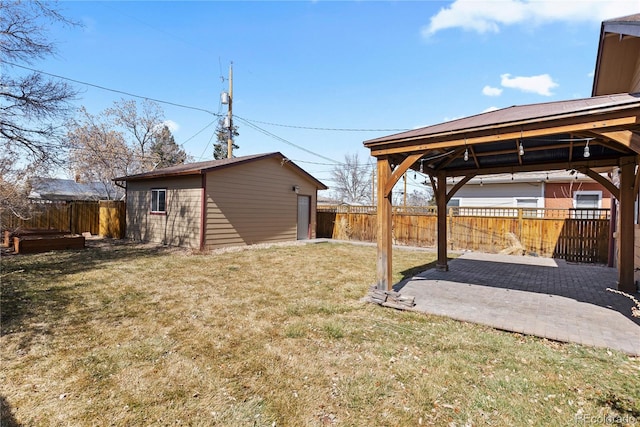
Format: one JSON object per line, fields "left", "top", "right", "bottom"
{"left": 36, "top": 0, "right": 639, "bottom": 195}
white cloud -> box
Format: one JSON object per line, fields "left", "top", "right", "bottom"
{"left": 500, "top": 73, "right": 558, "bottom": 96}
{"left": 163, "top": 120, "right": 180, "bottom": 133}
{"left": 482, "top": 85, "right": 503, "bottom": 96}
{"left": 422, "top": 0, "right": 639, "bottom": 36}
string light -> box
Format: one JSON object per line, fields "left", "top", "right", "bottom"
{"left": 463, "top": 147, "right": 469, "bottom": 162}
{"left": 518, "top": 141, "right": 525, "bottom": 156}
{"left": 584, "top": 141, "right": 590, "bottom": 158}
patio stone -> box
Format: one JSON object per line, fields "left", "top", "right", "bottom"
{"left": 396, "top": 252, "right": 640, "bottom": 356}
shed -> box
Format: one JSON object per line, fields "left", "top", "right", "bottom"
{"left": 114, "top": 152, "right": 328, "bottom": 249}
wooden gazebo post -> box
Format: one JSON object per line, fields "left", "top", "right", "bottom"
{"left": 618, "top": 157, "right": 637, "bottom": 293}
{"left": 376, "top": 157, "right": 393, "bottom": 290}
{"left": 435, "top": 172, "right": 449, "bottom": 271}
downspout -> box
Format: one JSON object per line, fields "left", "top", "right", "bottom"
{"left": 199, "top": 173, "right": 206, "bottom": 251}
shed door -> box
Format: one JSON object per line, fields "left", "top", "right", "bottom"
{"left": 297, "top": 195, "right": 311, "bottom": 240}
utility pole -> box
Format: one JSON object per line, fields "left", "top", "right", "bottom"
{"left": 226, "top": 63, "right": 233, "bottom": 159}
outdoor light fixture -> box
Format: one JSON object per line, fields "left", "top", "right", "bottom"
{"left": 584, "top": 141, "right": 590, "bottom": 158}
{"left": 463, "top": 148, "right": 469, "bottom": 162}
{"left": 518, "top": 141, "right": 525, "bottom": 156}
{"left": 292, "top": 185, "right": 300, "bottom": 193}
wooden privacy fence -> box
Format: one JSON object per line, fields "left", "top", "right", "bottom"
{"left": 1, "top": 200, "right": 126, "bottom": 238}
{"left": 317, "top": 206, "right": 610, "bottom": 264}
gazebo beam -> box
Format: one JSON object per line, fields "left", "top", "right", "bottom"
{"left": 446, "top": 174, "right": 476, "bottom": 204}
{"left": 580, "top": 168, "right": 620, "bottom": 200}
{"left": 443, "top": 157, "right": 622, "bottom": 177}
{"left": 384, "top": 153, "right": 424, "bottom": 196}
{"left": 591, "top": 130, "right": 640, "bottom": 154}
{"left": 369, "top": 115, "right": 639, "bottom": 156}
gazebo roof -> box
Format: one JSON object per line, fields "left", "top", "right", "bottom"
{"left": 364, "top": 92, "right": 640, "bottom": 177}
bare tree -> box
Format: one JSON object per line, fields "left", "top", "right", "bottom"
{"left": 330, "top": 153, "right": 373, "bottom": 204}
{"left": 406, "top": 188, "right": 434, "bottom": 206}
{"left": 106, "top": 99, "right": 164, "bottom": 171}
{"left": 1, "top": 1, "right": 77, "bottom": 163}
{"left": 67, "top": 107, "right": 133, "bottom": 200}
{"left": 1, "top": 1, "right": 78, "bottom": 218}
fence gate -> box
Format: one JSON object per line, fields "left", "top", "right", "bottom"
{"left": 553, "top": 218, "right": 610, "bottom": 264}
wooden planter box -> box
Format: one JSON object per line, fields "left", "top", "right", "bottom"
{"left": 14, "top": 235, "right": 85, "bottom": 254}
{"left": 3, "top": 229, "right": 68, "bottom": 248}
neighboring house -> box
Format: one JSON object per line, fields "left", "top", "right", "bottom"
{"left": 114, "top": 152, "right": 328, "bottom": 249}
{"left": 447, "top": 171, "right": 612, "bottom": 211}
{"left": 28, "top": 177, "right": 119, "bottom": 202}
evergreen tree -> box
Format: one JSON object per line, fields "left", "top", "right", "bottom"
{"left": 151, "top": 125, "right": 187, "bottom": 168}
{"left": 213, "top": 117, "right": 239, "bottom": 160}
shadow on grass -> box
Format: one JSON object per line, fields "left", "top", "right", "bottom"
{"left": 0, "top": 240, "right": 171, "bottom": 341}
{"left": 1, "top": 395, "right": 21, "bottom": 427}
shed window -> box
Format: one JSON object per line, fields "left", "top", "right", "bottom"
{"left": 151, "top": 189, "right": 166, "bottom": 213}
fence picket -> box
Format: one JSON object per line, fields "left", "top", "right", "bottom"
{"left": 317, "top": 206, "right": 610, "bottom": 264}
{"left": 1, "top": 200, "right": 125, "bottom": 238}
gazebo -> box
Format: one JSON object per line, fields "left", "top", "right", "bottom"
{"left": 364, "top": 92, "right": 640, "bottom": 294}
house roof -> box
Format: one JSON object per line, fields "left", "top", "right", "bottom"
{"left": 114, "top": 152, "right": 328, "bottom": 190}
{"left": 602, "top": 13, "right": 640, "bottom": 36}
{"left": 363, "top": 92, "right": 640, "bottom": 178}
{"left": 592, "top": 14, "right": 640, "bottom": 96}
{"left": 29, "top": 177, "right": 116, "bottom": 201}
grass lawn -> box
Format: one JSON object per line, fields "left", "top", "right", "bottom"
{"left": 1, "top": 241, "right": 639, "bottom": 426}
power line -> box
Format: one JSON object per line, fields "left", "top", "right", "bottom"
{"left": 5, "top": 61, "right": 219, "bottom": 116}
{"left": 234, "top": 116, "right": 341, "bottom": 164}
{"left": 7, "top": 62, "right": 406, "bottom": 135}
{"left": 235, "top": 114, "right": 409, "bottom": 133}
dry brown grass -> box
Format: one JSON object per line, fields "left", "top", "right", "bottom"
{"left": 1, "top": 241, "right": 639, "bottom": 426}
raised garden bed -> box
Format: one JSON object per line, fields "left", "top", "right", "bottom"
{"left": 13, "top": 234, "right": 85, "bottom": 254}
{"left": 3, "top": 229, "right": 69, "bottom": 248}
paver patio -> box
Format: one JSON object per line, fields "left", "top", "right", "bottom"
{"left": 395, "top": 252, "right": 640, "bottom": 356}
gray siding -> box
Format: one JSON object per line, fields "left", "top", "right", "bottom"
{"left": 126, "top": 176, "right": 201, "bottom": 248}
{"left": 447, "top": 182, "right": 544, "bottom": 208}
{"left": 204, "top": 157, "right": 318, "bottom": 249}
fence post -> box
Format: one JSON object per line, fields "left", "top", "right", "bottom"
{"left": 517, "top": 208, "right": 523, "bottom": 246}
{"left": 447, "top": 207, "right": 453, "bottom": 250}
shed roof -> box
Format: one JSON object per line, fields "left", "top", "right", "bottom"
{"left": 114, "top": 152, "right": 328, "bottom": 190}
